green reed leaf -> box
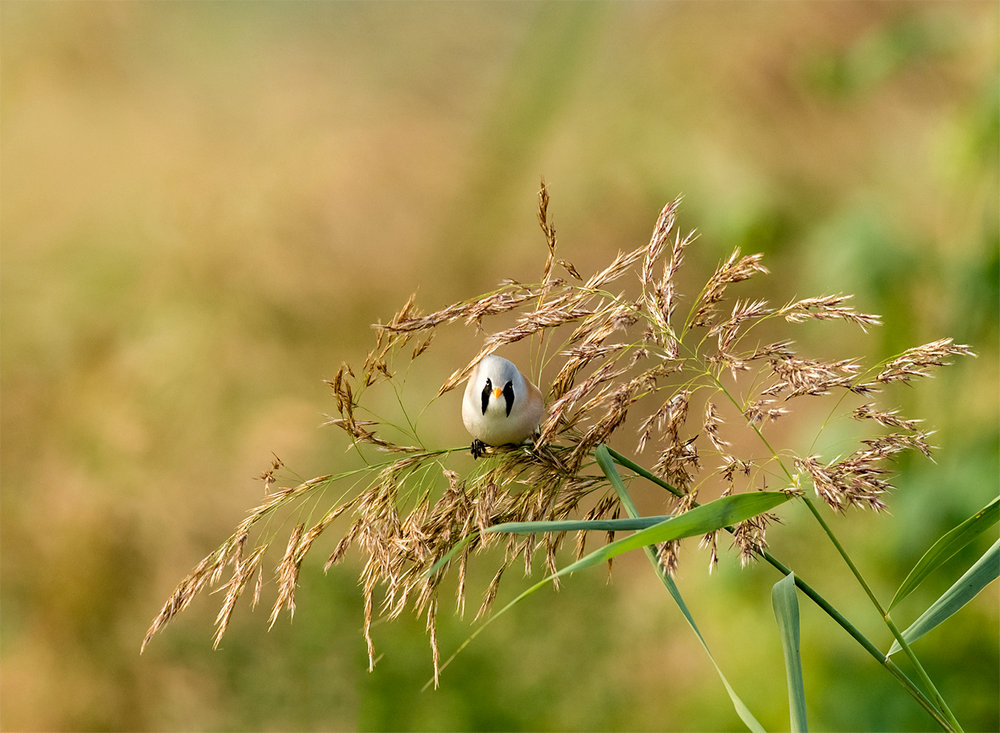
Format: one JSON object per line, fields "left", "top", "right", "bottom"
{"left": 595, "top": 443, "right": 642, "bottom": 513}
{"left": 596, "top": 445, "right": 766, "bottom": 733}
{"left": 889, "top": 496, "right": 1000, "bottom": 611}
{"left": 772, "top": 573, "right": 808, "bottom": 732}
{"left": 601, "top": 445, "right": 684, "bottom": 499}
{"left": 888, "top": 537, "right": 1000, "bottom": 657}
{"left": 486, "top": 488, "right": 789, "bottom": 591}
{"left": 486, "top": 516, "right": 673, "bottom": 535}
{"left": 595, "top": 490, "right": 791, "bottom": 562}
{"left": 660, "top": 567, "right": 767, "bottom": 733}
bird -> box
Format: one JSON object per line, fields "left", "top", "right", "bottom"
{"left": 462, "top": 355, "right": 545, "bottom": 458}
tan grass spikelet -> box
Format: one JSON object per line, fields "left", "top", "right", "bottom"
{"left": 641, "top": 196, "right": 683, "bottom": 288}
{"left": 269, "top": 523, "right": 305, "bottom": 628}
{"left": 690, "top": 249, "right": 768, "bottom": 329}
{"left": 214, "top": 545, "right": 266, "bottom": 648}
{"left": 657, "top": 228, "right": 697, "bottom": 327}
{"left": 777, "top": 294, "right": 881, "bottom": 331}
{"left": 874, "top": 338, "right": 975, "bottom": 385}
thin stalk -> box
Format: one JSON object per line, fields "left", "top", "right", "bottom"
{"left": 800, "top": 497, "right": 963, "bottom": 732}
{"left": 760, "top": 550, "right": 951, "bottom": 731}
{"left": 603, "top": 446, "right": 956, "bottom": 732}
{"left": 601, "top": 452, "right": 767, "bottom": 732}
{"left": 702, "top": 368, "right": 962, "bottom": 730}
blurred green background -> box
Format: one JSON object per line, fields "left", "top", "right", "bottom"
{"left": 1, "top": 2, "right": 997, "bottom": 731}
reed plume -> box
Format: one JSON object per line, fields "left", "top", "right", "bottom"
{"left": 142, "top": 183, "right": 972, "bottom": 686}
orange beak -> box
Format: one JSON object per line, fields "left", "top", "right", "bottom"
{"left": 492, "top": 388, "right": 503, "bottom": 399}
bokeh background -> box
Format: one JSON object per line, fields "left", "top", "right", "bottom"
{"left": 2, "top": 2, "right": 997, "bottom": 731}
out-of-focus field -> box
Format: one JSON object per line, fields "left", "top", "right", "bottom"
{"left": 1, "top": 3, "right": 996, "bottom": 731}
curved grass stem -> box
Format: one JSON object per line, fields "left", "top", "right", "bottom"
{"left": 603, "top": 446, "right": 959, "bottom": 732}
{"left": 800, "top": 496, "right": 963, "bottom": 732}
{"left": 698, "top": 365, "right": 963, "bottom": 731}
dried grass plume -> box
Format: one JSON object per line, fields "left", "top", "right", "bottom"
{"left": 142, "top": 183, "right": 973, "bottom": 684}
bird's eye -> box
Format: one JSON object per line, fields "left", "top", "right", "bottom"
{"left": 480, "top": 378, "right": 492, "bottom": 415}
{"left": 502, "top": 381, "right": 515, "bottom": 417}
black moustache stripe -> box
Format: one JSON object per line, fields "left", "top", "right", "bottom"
{"left": 481, "top": 378, "right": 491, "bottom": 415}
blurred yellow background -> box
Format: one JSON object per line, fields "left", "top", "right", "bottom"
{"left": 1, "top": 2, "right": 996, "bottom": 730}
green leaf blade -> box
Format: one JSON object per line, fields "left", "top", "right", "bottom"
{"left": 772, "top": 573, "right": 808, "bottom": 732}
{"left": 485, "top": 516, "right": 673, "bottom": 535}
{"left": 606, "top": 490, "right": 792, "bottom": 558}
{"left": 888, "top": 537, "right": 1000, "bottom": 656}
{"left": 890, "top": 496, "right": 1000, "bottom": 611}
{"left": 596, "top": 445, "right": 766, "bottom": 733}
{"left": 665, "top": 571, "right": 766, "bottom": 733}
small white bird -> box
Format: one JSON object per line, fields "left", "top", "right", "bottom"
{"left": 462, "top": 355, "right": 545, "bottom": 458}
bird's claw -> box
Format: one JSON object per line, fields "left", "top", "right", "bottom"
{"left": 470, "top": 439, "right": 487, "bottom": 459}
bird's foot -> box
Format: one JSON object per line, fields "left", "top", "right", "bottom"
{"left": 470, "top": 439, "right": 487, "bottom": 459}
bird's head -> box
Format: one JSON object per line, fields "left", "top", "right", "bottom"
{"left": 473, "top": 355, "right": 524, "bottom": 417}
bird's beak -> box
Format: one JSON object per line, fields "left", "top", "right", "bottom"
{"left": 492, "top": 388, "right": 503, "bottom": 399}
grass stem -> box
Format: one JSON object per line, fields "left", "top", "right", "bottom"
{"left": 604, "top": 445, "right": 958, "bottom": 732}
{"left": 800, "top": 496, "right": 963, "bottom": 732}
